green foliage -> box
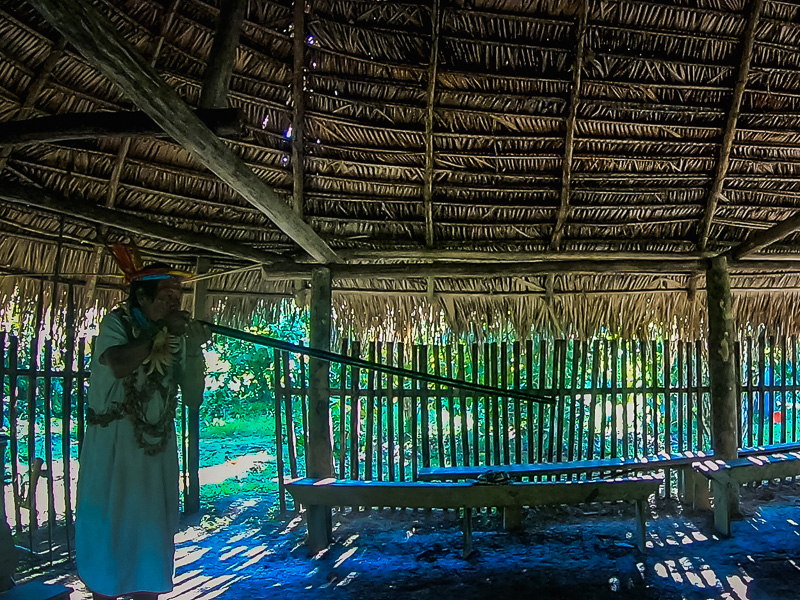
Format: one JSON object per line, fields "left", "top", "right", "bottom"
{"left": 201, "top": 310, "right": 309, "bottom": 426}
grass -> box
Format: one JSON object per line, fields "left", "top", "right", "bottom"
{"left": 200, "top": 414, "right": 276, "bottom": 439}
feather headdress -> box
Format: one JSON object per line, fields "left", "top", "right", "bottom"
{"left": 110, "top": 243, "right": 193, "bottom": 284}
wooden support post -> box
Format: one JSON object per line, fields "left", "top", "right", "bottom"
{"left": 423, "top": 0, "right": 441, "bottom": 248}
{"left": 503, "top": 505, "right": 523, "bottom": 531}
{"left": 306, "top": 267, "right": 333, "bottom": 552}
{"left": 706, "top": 256, "right": 739, "bottom": 514}
{"left": 184, "top": 257, "right": 210, "bottom": 515}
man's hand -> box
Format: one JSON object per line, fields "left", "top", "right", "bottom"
{"left": 185, "top": 319, "right": 211, "bottom": 354}
{"left": 161, "top": 310, "right": 190, "bottom": 336}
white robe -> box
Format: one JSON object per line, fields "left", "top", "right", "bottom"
{"left": 75, "top": 312, "right": 181, "bottom": 597}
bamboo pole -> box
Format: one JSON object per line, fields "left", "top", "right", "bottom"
{"left": 205, "top": 323, "right": 554, "bottom": 405}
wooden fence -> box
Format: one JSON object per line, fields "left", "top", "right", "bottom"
{"left": 1, "top": 331, "right": 799, "bottom": 555}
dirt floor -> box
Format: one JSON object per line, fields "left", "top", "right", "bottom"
{"left": 14, "top": 481, "right": 800, "bottom": 600}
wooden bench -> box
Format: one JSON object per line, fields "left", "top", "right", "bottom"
{"left": 417, "top": 442, "right": 800, "bottom": 513}
{"left": 286, "top": 475, "right": 663, "bottom": 558}
{"left": 692, "top": 451, "right": 800, "bottom": 537}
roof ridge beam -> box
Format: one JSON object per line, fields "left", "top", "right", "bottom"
{"left": 28, "top": 0, "right": 340, "bottom": 264}
{"left": 697, "top": 0, "right": 763, "bottom": 251}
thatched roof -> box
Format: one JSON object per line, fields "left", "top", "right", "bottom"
{"left": 2, "top": 0, "right": 800, "bottom": 339}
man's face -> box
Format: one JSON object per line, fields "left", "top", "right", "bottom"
{"left": 139, "top": 277, "right": 183, "bottom": 323}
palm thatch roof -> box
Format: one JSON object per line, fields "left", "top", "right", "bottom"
{"left": 2, "top": 0, "right": 800, "bottom": 339}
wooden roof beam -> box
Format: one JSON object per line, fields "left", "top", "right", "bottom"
{"left": 199, "top": 0, "right": 245, "bottom": 110}
{"left": 550, "top": 0, "right": 587, "bottom": 251}
{"left": 28, "top": 0, "right": 340, "bottom": 265}
{"left": 0, "top": 108, "right": 241, "bottom": 147}
{"left": 724, "top": 212, "right": 800, "bottom": 262}
{"left": 291, "top": 0, "right": 306, "bottom": 218}
{"left": 697, "top": 0, "right": 763, "bottom": 251}
{"left": 0, "top": 180, "right": 282, "bottom": 264}
{"left": 423, "top": 0, "right": 442, "bottom": 248}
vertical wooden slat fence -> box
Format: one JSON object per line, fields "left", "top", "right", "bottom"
{"left": 4, "top": 329, "right": 800, "bottom": 561}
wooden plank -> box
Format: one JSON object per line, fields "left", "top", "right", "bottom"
{"left": 420, "top": 345, "right": 431, "bottom": 469}
{"left": 758, "top": 335, "right": 766, "bottom": 446}
{"left": 290, "top": 0, "right": 306, "bottom": 216}
{"left": 411, "top": 345, "right": 419, "bottom": 478}
{"left": 587, "top": 340, "right": 600, "bottom": 460}
{"left": 282, "top": 352, "right": 298, "bottom": 480}
{"left": 77, "top": 338, "right": 86, "bottom": 456}
{"left": 433, "top": 345, "right": 445, "bottom": 466}
{"left": 458, "top": 344, "right": 469, "bottom": 466}
{"left": 386, "top": 341, "right": 396, "bottom": 481}
{"left": 538, "top": 339, "right": 548, "bottom": 463}
{"left": 734, "top": 340, "right": 743, "bottom": 447}
{"left": 491, "top": 343, "right": 501, "bottom": 464}
{"left": 793, "top": 337, "right": 798, "bottom": 444}
{"left": 769, "top": 335, "right": 776, "bottom": 446}
{"left": 349, "top": 341, "right": 361, "bottom": 480}
{"left": 338, "top": 340, "right": 348, "bottom": 479}
{"left": 610, "top": 339, "right": 618, "bottom": 459}
{"left": 299, "top": 353, "right": 309, "bottom": 470}
{"left": 273, "top": 350, "right": 286, "bottom": 514}
{"left": 471, "top": 343, "right": 480, "bottom": 465}
{"left": 696, "top": 453, "right": 800, "bottom": 485}
{"left": 663, "top": 340, "right": 673, "bottom": 496}
{"left": 365, "top": 342, "right": 375, "bottom": 480}
{"left": 501, "top": 342, "right": 510, "bottom": 465}
{"left": 526, "top": 339, "right": 535, "bottom": 463}
{"left": 652, "top": 340, "right": 660, "bottom": 456}
{"left": 375, "top": 341, "right": 383, "bottom": 481}
{"left": 640, "top": 341, "right": 649, "bottom": 456}
{"left": 781, "top": 336, "right": 788, "bottom": 444}
{"left": 622, "top": 340, "right": 630, "bottom": 459}
{"left": 746, "top": 336, "right": 755, "bottom": 447}
{"left": 287, "top": 475, "right": 663, "bottom": 509}
{"left": 43, "top": 341, "right": 55, "bottom": 557}
{"left": 513, "top": 341, "right": 522, "bottom": 463}
{"left": 568, "top": 340, "right": 580, "bottom": 462}
{"left": 555, "top": 340, "right": 567, "bottom": 463}
{"left": 397, "top": 342, "right": 406, "bottom": 481}
{"left": 28, "top": 0, "right": 339, "bottom": 264}
{"left": 677, "top": 341, "right": 685, "bottom": 453}
{"left": 446, "top": 345, "right": 457, "bottom": 467}
{"left": 577, "top": 340, "right": 588, "bottom": 461}
{"left": 599, "top": 340, "right": 609, "bottom": 460}
{"left": 28, "top": 285, "right": 44, "bottom": 536}
{"left": 8, "top": 337, "right": 21, "bottom": 533}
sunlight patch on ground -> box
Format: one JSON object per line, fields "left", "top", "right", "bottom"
{"left": 198, "top": 452, "right": 274, "bottom": 486}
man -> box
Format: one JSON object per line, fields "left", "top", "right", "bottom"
{"left": 75, "top": 261, "right": 209, "bottom": 600}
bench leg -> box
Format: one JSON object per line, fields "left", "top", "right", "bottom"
{"left": 462, "top": 507, "right": 473, "bottom": 559}
{"left": 713, "top": 481, "right": 732, "bottom": 537}
{"left": 683, "top": 467, "right": 712, "bottom": 510}
{"left": 503, "top": 506, "right": 523, "bottom": 531}
{"left": 306, "top": 504, "right": 332, "bottom": 553}
{"left": 635, "top": 499, "right": 647, "bottom": 554}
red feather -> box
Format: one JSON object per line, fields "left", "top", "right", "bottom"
{"left": 110, "top": 243, "right": 144, "bottom": 282}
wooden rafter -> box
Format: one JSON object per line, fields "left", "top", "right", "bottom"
{"left": 697, "top": 0, "right": 763, "bottom": 251}
{"left": 0, "top": 109, "right": 240, "bottom": 147}
{"left": 423, "top": 0, "right": 441, "bottom": 248}
{"left": 291, "top": 0, "right": 306, "bottom": 218}
{"left": 199, "top": 0, "right": 245, "bottom": 110}
{"left": 0, "top": 180, "right": 282, "bottom": 264}
{"left": 549, "top": 0, "right": 587, "bottom": 251}
{"left": 259, "top": 259, "right": 709, "bottom": 281}
{"left": 27, "top": 0, "right": 340, "bottom": 264}
{"left": 725, "top": 212, "right": 800, "bottom": 262}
